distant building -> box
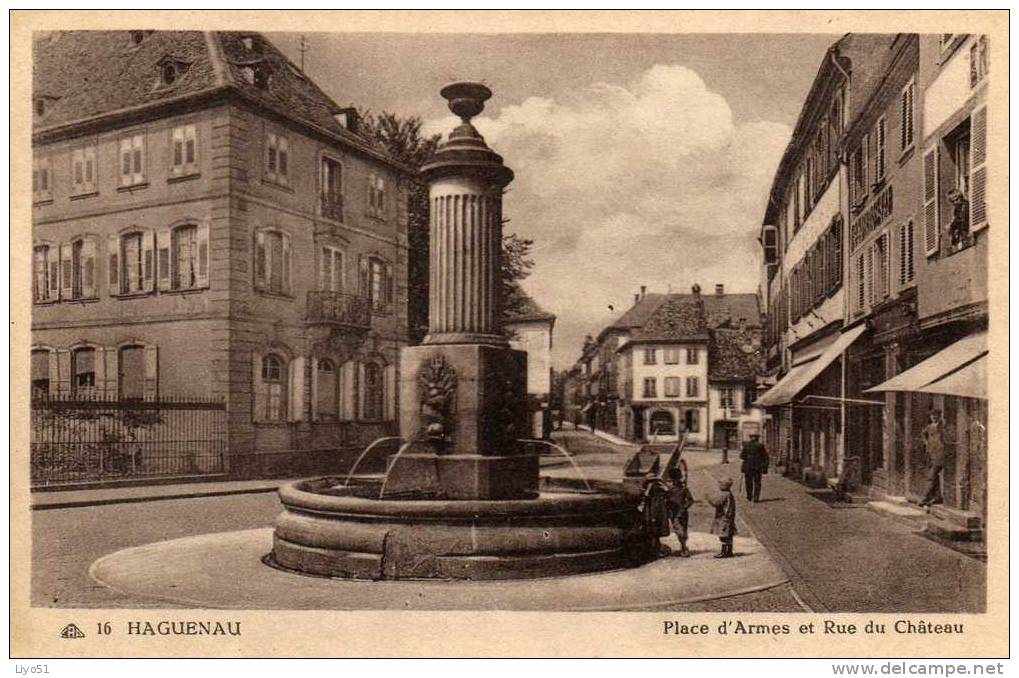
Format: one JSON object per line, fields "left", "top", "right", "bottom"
{"left": 503, "top": 295, "right": 556, "bottom": 439}
{"left": 576, "top": 284, "right": 764, "bottom": 447}
{"left": 31, "top": 31, "right": 412, "bottom": 479}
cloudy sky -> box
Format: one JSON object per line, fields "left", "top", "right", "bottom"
{"left": 270, "top": 32, "right": 837, "bottom": 367}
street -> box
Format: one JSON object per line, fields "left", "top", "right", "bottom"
{"left": 31, "top": 430, "right": 984, "bottom": 612}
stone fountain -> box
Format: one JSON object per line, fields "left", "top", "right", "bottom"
{"left": 270, "top": 83, "right": 648, "bottom": 580}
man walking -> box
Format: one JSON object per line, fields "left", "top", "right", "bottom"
{"left": 740, "top": 433, "right": 769, "bottom": 502}
{"left": 919, "top": 409, "right": 946, "bottom": 508}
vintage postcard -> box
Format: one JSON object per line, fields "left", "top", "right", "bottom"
{"left": 10, "top": 10, "right": 1009, "bottom": 660}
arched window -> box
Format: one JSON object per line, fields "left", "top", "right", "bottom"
{"left": 257, "top": 353, "right": 287, "bottom": 421}
{"left": 72, "top": 347, "right": 96, "bottom": 398}
{"left": 316, "top": 359, "right": 338, "bottom": 421}
{"left": 362, "top": 362, "right": 384, "bottom": 421}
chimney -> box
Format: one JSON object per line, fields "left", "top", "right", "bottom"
{"left": 715, "top": 283, "right": 724, "bottom": 296}
{"left": 634, "top": 293, "right": 640, "bottom": 304}
{"left": 691, "top": 283, "right": 701, "bottom": 296}
{"left": 640, "top": 285, "right": 646, "bottom": 299}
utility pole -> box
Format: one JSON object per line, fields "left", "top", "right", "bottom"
{"left": 299, "top": 35, "right": 308, "bottom": 72}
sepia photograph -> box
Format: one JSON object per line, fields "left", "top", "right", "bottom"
{"left": 10, "top": 10, "right": 1007, "bottom": 660}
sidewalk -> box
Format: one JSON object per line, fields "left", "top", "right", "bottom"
{"left": 703, "top": 466, "right": 986, "bottom": 613}
{"left": 31, "top": 477, "right": 287, "bottom": 510}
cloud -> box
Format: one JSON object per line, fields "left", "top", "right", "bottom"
{"left": 425, "top": 65, "right": 791, "bottom": 367}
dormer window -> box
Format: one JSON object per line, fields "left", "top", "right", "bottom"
{"left": 34, "top": 95, "right": 58, "bottom": 121}
{"left": 156, "top": 56, "right": 191, "bottom": 89}
{"left": 242, "top": 36, "right": 255, "bottom": 51}
{"left": 253, "top": 64, "right": 271, "bottom": 90}
{"left": 130, "top": 30, "right": 147, "bottom": 45}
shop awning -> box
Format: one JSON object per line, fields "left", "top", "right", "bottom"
{"left": 754, "top": 324, "right": 867, "bottom": 407}
{"left": 866, "top": 331, "right": 987, "bottom": 400}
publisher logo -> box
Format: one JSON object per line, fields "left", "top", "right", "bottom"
{"left": 59, "top": 623, "right": 85, "bottom": 639}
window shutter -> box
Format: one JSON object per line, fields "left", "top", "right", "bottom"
{"left": 196, "top": 222, "right": 210, "bottom": 287}
{"left": 384, "top": 261, "right": 394, "bottom": 304}
{"left": 84, "top": 145, "right": 96, "bottom": 191}
{"left": 59, "top": 243, "right": 73, "bottom": 300}
{"left": 132, "top": 134, "right": 145, "bottom": 185}
{"left": 358, "top": 362, "right": 367, "bottom": 420}
{"left": 107, "top": 234, "right": 120, "bottom": 296}
{"left": 48, "top": 256, "right": 59, "bottom": 300}
{"left": 156, "top": 228, "right": 172, "bottom": 290}
{"left": 143, "top": 345, "right": 158, "bottom": 400}
{"left": 340, "top": 361, "right": 356, "bottom": 421}
{"left": 358, "top": 255, "right": 369, "bottom": 298}
{"left": 120, "top": 137, "right": 132, "bottom": 186}
{"left": 922, "top": 147, "right": 940, "bottom": 255}
{"left": 56, "top": 349, "right": 71, "bottom": 396}
{"left": 81, "top": 237, "right": 96, "bottom": 298}
{"left": 875, "top": 118, "right": 886, "bottom": 181}
{"left": 254, "top": 231, "right": 267, "bottom": 289}
{"left": 104, "top": 347, "right": 119, "bottom": 399}
{"left": 141, "top": 230, "right": 155, "bottom": 291}
{"left": 309, "top": 357, "right": 319, "bottom": 422}
{"left": 281, "top": 232, "right": 292, "bottom": 294}
{"left": 384, "top": 363, "right": 396, "bottom": 421}
{"left": 288, "top": 356, "right": 305, "bottom": 422}
{"left": 94, "top": 347, "right": 107, "bottom": 399}
{"left": 48, "top": 350, "right": 59, "bottom": 396}
{"left": 252, "top": 352, "right": 265, "bottom": 423}
{"left": 969, "top": 105, "right": 988, "bottom": 231}
{"left": 318, "top": 248, "right": 328, "bottom": 291}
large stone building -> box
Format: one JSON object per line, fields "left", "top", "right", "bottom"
{"left": 30, "top": 31, "right": 411, "bottom": 476}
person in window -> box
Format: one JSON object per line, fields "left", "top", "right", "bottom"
{"left": 919, "top": 409, "right": 946, "bottom": 508}
{"left": 946, "top": 188, "right": 970, "bottom": 251}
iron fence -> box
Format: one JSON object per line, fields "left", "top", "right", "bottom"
{"left": 30, "top": 394, "right": 227, "bottom": 487}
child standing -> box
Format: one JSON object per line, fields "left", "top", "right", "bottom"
{"left": 709, "top": 477, "right": 737, "bottom": 558}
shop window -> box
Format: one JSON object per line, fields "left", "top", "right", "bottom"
{"left": 649, "top": 410, "right": 675, "bottom": 436}
{"left": 684, "top": 409, "right": 700, "bottom": 433}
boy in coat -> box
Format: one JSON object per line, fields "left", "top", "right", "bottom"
{"left": 709, "top": 477, "right": 737, "bottom": 558}
{"left": 665, "top": 465, "right": 695, "bottom": 557}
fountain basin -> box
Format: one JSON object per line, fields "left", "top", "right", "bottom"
{"left": 270, "top": 477, "right": 648, "bottom": 580}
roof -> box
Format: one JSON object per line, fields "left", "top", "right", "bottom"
{"left": 762, "top": 32, "right": 899, "bottom": 225}
{"left": 32, "top": 30, "right": 408, "bottom": 173}
{"left": 602, "top": 291, "right": 761, "bottom": 340}
{"left": 503, "top": 292, "right": 556, "bottom": 325}
{"left": 709, "top": 328, "right": 764, "bottom": 381}
{"left": 628, "top": 295, "right": 708, "bottom": 344}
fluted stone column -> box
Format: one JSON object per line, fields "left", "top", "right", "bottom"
{"left": 389, "top": 82, "right": 536, "bottom": 501}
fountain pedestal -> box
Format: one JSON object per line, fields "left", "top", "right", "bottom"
{"left": 385, "top": 343, "right": 537, "bottom": 500}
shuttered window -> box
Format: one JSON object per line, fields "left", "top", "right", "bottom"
{"left": 969, "top": 105, "right": 988, "bottom": 231}
{"left": 900, "top": 79, "right": 915, "bottom": 151}
{"left": 898, "top": 219, "right": 915, "bottom": 288}
{"left": 119, "top": 133, "right": 146, "bottom": 187}
{"left": 170, "top": 124, "right": 199, "bottom": 176}
{"left": 254, "top": 230, "right": 292, "bottom": 295}
{"left": 33, "top": 156, "right": 52, "bottom": 203}
{"left": 922, "top": 147, "right": 939, "bottom": 255}
{"left": 874, "top": 117, "right": 887, "bottom": 182}
{"left": 265, "top": 131, "right": 290, "bottom": 185}
{"left": 71, "top": 145, "right": 97, "bottom": 196}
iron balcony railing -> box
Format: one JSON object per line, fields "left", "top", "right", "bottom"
{"left": 306, "top": 291, "right": 372, "bottom": 328}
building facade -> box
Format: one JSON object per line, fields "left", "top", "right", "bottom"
{"left": 31, "top": 31, "right": 411, "bottom": 477}
{"left": 504, "top": 297, "right": 556, "bottom": 439}
{"left": 757, "top": 34, "right": 898, "bottom": 479}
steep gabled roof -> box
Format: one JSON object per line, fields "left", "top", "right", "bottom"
{"left": 628, "top": 295, "right": 709, "bottom": 344}
{"left": 602, "top": 291, "right": 760, "bottom": 342}
{"left": 32, "top": 30, "right": 408, "bottom": 173}
{"left": 709, "top": 328, "right": 764, "bottom": 381}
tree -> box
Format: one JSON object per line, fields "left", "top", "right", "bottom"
{"left": 357, "top": 111, "right": 537, "bottom": 340}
